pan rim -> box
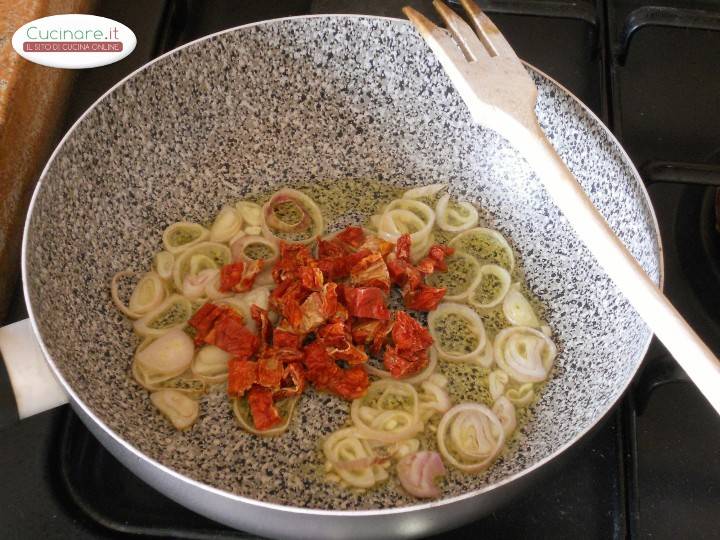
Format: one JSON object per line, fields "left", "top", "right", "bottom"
{"left": 21, "top": 13, "right": 663, "bottom": 518}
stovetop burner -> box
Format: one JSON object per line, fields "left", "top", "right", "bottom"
{"left": 2, "top": 1, "right": 719, "bottom": 539}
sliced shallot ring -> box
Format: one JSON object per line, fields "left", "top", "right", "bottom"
{"left": 468, "top": 264, "right": 512, "bottom": 309}
{"left": 437, "top": 403, "right": 505, "bottom": 473}
{"left": 323, "top": 428, "right": 379, "bottom": 488}
{"left": 236, "top": 201, "right": 262, "bottom": 226}
{"left": 428, "top": 302, "right": 487, "bottom": 362}
{"left": 427, "top": 251, "right": 481, "bottom": 301}
{"left": 210, "top": 205, "right": 243, "bottom": 243}
{"left": 172, "top": 242, "right": 231, "bottom": 291}
{"left": 154, "top": 251, "right": 174, "bottom": 280}
{"left": 364, "top": 347, "right": 438, "bottom": 385}
{"left": 261, "top": 188, "right": 324, "bottom": 244}
{"left": 191, "top": 345, "right": 231, "bottom": 384}
{"left": 506, "top": 383, "right": 535, "bottom": 407}
{"left": 402, "top": 184, "right": 446, "bottom": 200}
{"left": 397, "top": 450, "right": 446, "bottom": 498}
{"left": 492, "top": 396, "right": 517, "bottom": 438}
{"left": 150, "top": 389, "right": 199, "bottom": 430}
{"left": 494, "top": 326, "right": 557, "bottom": 383}
{"left": 449, "top": 227, "right": 515, "bottom": 272}
{"left": 162, "top": 222, "right": 209, "bottom": 254}
{"left": 350, "top": 380, "right": 421, "bottom": 443}
{"left": 111, "top": 271, "right": 142, "bottom": 319}
{"left": 112, "top": 271, "right": 166, "bottom": 320}
{"left": 378, "top": 199, "right": 435, "bottom": 246}
{"left": 132, "top": 294, "right": 192, "bottom": 337}
{"left": 435, "top": 193, "right": 479, "bottom": 232}
{"left": 135, "top": 328, "right": 194, "bottom": 382}
{"left": 503, "top": 285, "right": 540, "bottom": 327}
{"left": 230, "top": 235, "right": 279, "bottom": 266}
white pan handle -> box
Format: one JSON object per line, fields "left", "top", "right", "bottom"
{"left": 0, "top": 318, "right": 68, "bottom": 421}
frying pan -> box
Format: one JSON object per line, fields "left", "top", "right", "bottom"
{"left": 1, "top": 15, "right": 661, "bottom": 539}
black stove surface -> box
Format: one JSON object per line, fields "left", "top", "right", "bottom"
{"left": 1, "top": 1, "right": 719, "bottom": 539}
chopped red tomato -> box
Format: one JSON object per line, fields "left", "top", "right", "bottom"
{"left": 403, "top": 284, "right": 446, "bottom": 312}
{"left": 342, "top": 286, "right": 390, "bottom": 320}
{"left": 247, "top": 385, "right": 282, "bottom": 430}
{"left": 227, "top": 359, "right": 258, "bottom": 397}
{"left": 350, "top": 252, "right": 390, "bottom": 291}
{"left": 392, "top": 311, "right": 433, "bottom": 355}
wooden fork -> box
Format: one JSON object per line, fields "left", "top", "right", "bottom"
{"left": 404, "top": 0, "right": 720, "bottom": 414}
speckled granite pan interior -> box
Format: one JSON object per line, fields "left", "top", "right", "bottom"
{"left": 25, "top": 16, "right": 660, "bottom": 510}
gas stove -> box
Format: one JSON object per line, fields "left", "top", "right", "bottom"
{"left": 1, "top": 1, "right": 719, "bottom": 538}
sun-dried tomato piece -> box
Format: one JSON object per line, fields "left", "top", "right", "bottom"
{"left": 316, "top": 320, "right": 350, "bottom": 348}
{"left": 317, "top": 237, "right": 350, "bottom": 259}
{"left": 271, "top": 281, "right": 307, "bottom": 330}
{"left": 351, "top": 319, "right": 393, "bottom": 355}
{"left": 272, "top": 242, "right": 315, "bottom": 284}
{"left": 350, "top": 252, "right": 390, "bottom": 291}
{"left": 209, "top": 311, "right": 259, "bottom": 359}
{"left": 416, "top": 244, "right": 454, "bottom": 274}
{"left": 247, "top": 385, "right": 282, "bottom": 430}
{"left": 188, "top": 303, "right": 228, "bottom": 346}
{"left": 386, "top": 253, "right": 423, "bottom": 290}
{"left": 403, "top": 284, "right": 446, "bottom": 312}
{"left": 393, "top": 311, "right": 433, "bottom": 355}
{"left": 257, "top": 351, "right": 285, "bottom": 389}
{"left": 396, "top": 234, "right": 412, "bottom": 262}
{"left": 359, "top": 235, "right": 394, "bottom": 257}
{"left": 275, "top": 362, "right": 306, "bottom": 400}
{"left": 327, "top": 342, "right": 368, "bottom": 365}
{"left": 342, "top": 286, "right": 390, "bottom": 320}
{"left": 383, "top": 346, "right": 429, "bottom": 379}
{"left": 336, "top": 226, "right": 366, "bottom": 248}
{"left": 219, "top": 260, "right": 265, "bottom": 293}
{"left": 303, "top": 341, "right": 341, "bottom": 389}
{"left": 273, "top": 328, "right": 303, "bottom": 349}
{"left": 227, "top": 359, "right": 258, "bottom": 397}
{"left": 297, "top": 282, "right": 338, "bottom": 333}
{"left": 251, "top": 304, "right": 272, "bottom": 349}
{"left": 327, "top": 366, "right": 369, "bottom": 400}
{"left": 298, "top": 266, "right": 324, "bottom": 291}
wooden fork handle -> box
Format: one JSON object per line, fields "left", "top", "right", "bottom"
{"left": 514, "top": 122, "right": 720, "bottom": 414}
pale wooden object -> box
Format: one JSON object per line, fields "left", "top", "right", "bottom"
{"left": 404, "top": 0, "right": 720, "bottom": 414}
